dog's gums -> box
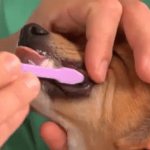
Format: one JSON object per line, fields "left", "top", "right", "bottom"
{"left": 16, "top": 23, "right": 93, "bottom": 98}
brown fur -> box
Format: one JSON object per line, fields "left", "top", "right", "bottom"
{"left": 28, "top": 31, "right": 150, "bottom": 150}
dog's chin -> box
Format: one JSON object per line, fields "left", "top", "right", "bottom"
{"left": 15, "top": 46, "right": 93, "bottom": 98}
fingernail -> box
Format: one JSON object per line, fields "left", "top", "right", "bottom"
{"left": 24, "top": 74, "right": 41, "bottom": 92}
{"left": 98, "top": 60, "right": 109, "bottom": 82}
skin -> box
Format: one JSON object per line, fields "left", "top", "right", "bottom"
{"left": 0, "top": 0, "right": 150, "bottom": 150}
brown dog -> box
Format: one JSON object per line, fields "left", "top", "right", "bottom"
{"left": 16, "top": 23, "right": 150, "bottom": 150}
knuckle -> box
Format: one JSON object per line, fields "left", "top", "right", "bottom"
{"left": 23, "top": 73, "right": 41, "bottom": 92}
{"left": 0, "top": 53, "right": 21, "bottom": 83}
{"left": 15, "top": 73, "right": 40, "bottom": 100}
{"left": 0, "top": 51, "right": 10, "bottom": 56}
{"left": 0, "top": 51, "right": 14, "bottom": 58}
{"left": 0, "top": 51, "right": 20, "bottom": 64}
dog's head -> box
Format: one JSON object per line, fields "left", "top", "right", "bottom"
{"left": 16, "top": 23, "right": 150, "bottom": 150}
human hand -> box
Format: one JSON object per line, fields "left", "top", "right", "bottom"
{"left": 0, "top": 52, "right": 40, "bottom": 147}
{"left": 41, "top": 122, "right": 67, "bottom": 150}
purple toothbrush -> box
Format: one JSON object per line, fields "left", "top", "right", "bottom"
{"left": 22, "top": 63, "right": 84, "bottom": 85}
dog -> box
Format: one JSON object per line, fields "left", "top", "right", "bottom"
{"left": 15, "top": 23, "right": 150, "bottom": 150}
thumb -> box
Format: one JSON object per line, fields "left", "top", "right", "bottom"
{"left": 40, "top": 122, "right": 67, "bottom": 150}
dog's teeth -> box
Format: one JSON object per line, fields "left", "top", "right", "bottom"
{"left": 40, "top": 59, "right": 49, "bottom": 67}
{"left": 36, "top": 49, "right": 41, "bottom": 53}
{"left": 47, "top": 60, "right": 55, "bottom": 68}
{"left": 28, "top": 60, "right": 35, "bottom": 65}
{"left": 36, "top": 49, "right": 47, "bottom": 56}
{"left": 42, "top": 52, "right": 47, "bottom": 56}
{"left": 40, "top": 59, "right": 55, "bottom": 68}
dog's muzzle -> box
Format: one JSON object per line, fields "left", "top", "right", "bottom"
{"left": 16, "top": 23, "right": 94, "bottom": 98}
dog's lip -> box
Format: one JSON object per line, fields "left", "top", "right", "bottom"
{"left": 16, "top": 46, "right": 48, "bottom": 65}
{"left": 15, "top": 45, "right": 93, "bottom": 97}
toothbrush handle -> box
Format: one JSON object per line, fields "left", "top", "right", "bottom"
{"left": 21, "top": 64, "right": 84, "bottom": 84}
{"left": 22, "top": 64, "right": 57, "bottom": 79}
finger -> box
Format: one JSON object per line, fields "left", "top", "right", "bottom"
{"left": 0, "top": 52, "right": 22, "bottom": 88}
{"left": 85, "top": 0, "right": 122, "bottom": 82}
{"left": 121, "top": 1, "right": 150, "bottom": 82}
{"left": 0, "top": 106, "right": 29, "bottom": 147}
{"left": 40, "top": 122, "right": 67, "bottom": 150}
{"left": 51, "top": 0, "right": 122, "bottom": 83}
{"left": 0, "top": 73, "right": 40, "bottom": 124}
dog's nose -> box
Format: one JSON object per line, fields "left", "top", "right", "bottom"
{"left": 20, "top": 23, "right": 49, "bottom": 37}
{"left": 18, "top": 23, "right": 49, "bottom": 46}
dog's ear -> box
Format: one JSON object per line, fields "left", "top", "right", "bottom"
{"left": 116, "top": 120, "right": 150, "bottom": 150}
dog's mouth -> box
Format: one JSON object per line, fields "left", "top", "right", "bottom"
{"left": 16, "top": 23, "right": 93, "bottom": 98}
